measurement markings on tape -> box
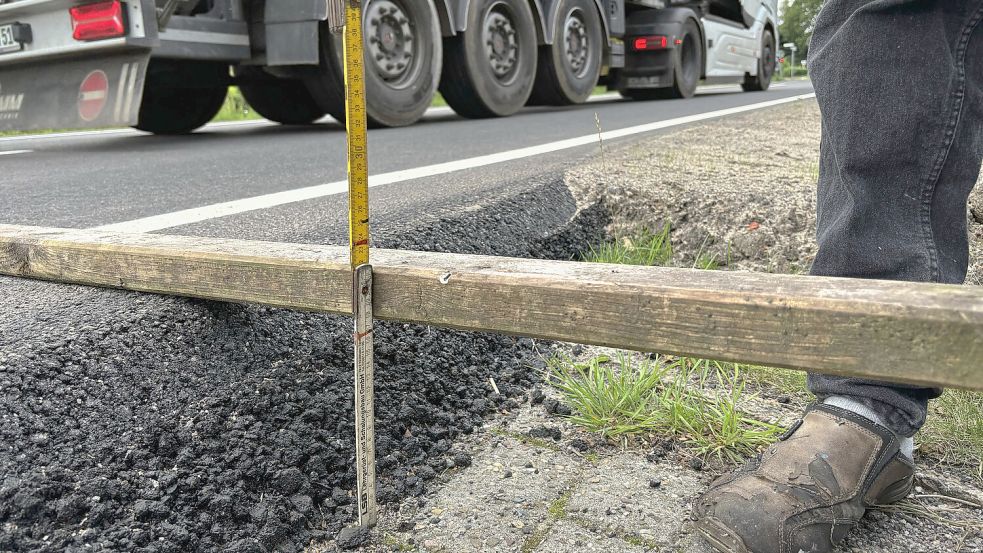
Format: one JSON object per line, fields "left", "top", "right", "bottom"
{"left": 339, "top": 0, "right": 377, "bottom": 528}
{"left": 344, "top": 0, "right": 370, "bottom": 269}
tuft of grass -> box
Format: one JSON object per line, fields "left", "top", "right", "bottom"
{"left": 548, "top": 353, "right": 782, "bottom": 464}
{"left": 741, "top": 365, "right": 809, "bottom": 397}
{"left": 694, "top": 252, "right": 720, "bottom": 270}
{"left": 547, "top": 491, "right": 571, "bottom": 519}
{"left": 521, "top": 489, "right": 573, "bottom": 553}
{"left": 874, "top": 497, "right": 983, "bottom": 534}
{"left": 584, "top": 224, "right": 673, "bottom": 266}
{"left": 583, "top": 223, "right": 725, "bottom": 271}
{"left": 921, "top": 390, "right": 983, "bottom": 479}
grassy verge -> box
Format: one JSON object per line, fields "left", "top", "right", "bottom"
{"left": 580, "top": 225, "right": 811, "bottom": 399}
{"left": 741, "top": 365, "right": 808, "bottom": 397}
{"left": 574, "top": 226, "right": 983, "bottom": 474}
{"left": 549, "top": 353, "right": 781, "bottom": 464}
{"left": 583, "top": 223, "right": 720, "bottom": 270}
{"left": 554, "top": 226, "right": 788, "bottom": 464}
{"left": 211, "top": 87, "right": 261, "bottom": 123}
{"left": 921, "top": 390, "right": 983, "bottom": 479}
{"left": 0, "top": 126, "right": 123, "bottom": 137}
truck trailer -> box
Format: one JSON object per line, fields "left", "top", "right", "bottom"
{"left": 0, "top": 0, "right": 778, "bottom": 134}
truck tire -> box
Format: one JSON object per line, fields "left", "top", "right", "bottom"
{"left": 620, "top": 17, "right": 702, "bottom": 101}
{"left": 237, "top": 67, "right": 324, "bottom": 125}
{"left": 305, "top": 0, "right": 443, "bottom": 127}
{"left": 529, "top": 0, "right": 603, "bottom": 105}
{"left": 439, "top": 0, "right": 538, "bottom": 118}
{"left": 135, "top": 61, "right": 229, "bottom": 135}
{"left": 742, "top": 29, "right": 775, "bottom": 92}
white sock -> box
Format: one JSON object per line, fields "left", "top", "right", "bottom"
{"left": 823, "top": 396, "right": 914, "bottom": 461}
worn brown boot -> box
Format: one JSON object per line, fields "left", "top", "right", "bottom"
{"left": 692, "top": 403, "right": 914, "bottom": 553}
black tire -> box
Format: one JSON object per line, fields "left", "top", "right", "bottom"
{"left": 305, "top": 0, "right": 442, "bottom": 127}
{"left": 135, "top": 61, "right": 229, "bottom": 135}
{"left": 668, "top": 18, "right": 702, "bottom": 99}
{"left": 742, "top": 29, "right": 775, "bottom": 92}
{"left": 618, "top": 17, "right": 702, "bottom": 101}
{"left": 529, "top": 0, "right": 603, "bottom": 105}
{"left": 237, "top": 66, "right": 324, "bottom": 125}
{"left": 439, "top": 0, "right": 538, "bottom": 118}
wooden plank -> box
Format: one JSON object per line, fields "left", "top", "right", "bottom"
{"left": 0, "top": 224, "right": 354, "bottom": 314}
{"left": 1, "top": 224, "right": 981, "bottom": 391}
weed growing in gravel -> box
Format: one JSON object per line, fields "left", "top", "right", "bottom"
{"left": 920, "top": 389, "right": 983, "bottom": 478}
{"left": 741, "top": 365, "right": 809, "bottom": 396}
{"left": 583, "top": 222, "right": 726, "bottom": 271}
{"left": 548, "top": 353, "right": 782, "bottom": 464}
{"left": 584, "top": 224, "right": 674, "bottom": 266}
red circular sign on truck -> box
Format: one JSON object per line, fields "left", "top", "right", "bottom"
{"left": 78, "top": 70, "right": 109, "bottom": 122}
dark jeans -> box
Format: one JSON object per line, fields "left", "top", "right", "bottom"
{"left": 806, "top": 0, "right": 983, "bottom": 437}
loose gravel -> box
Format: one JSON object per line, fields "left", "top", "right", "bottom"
{"left": 0, "top": 173, "right": 604, "bottom": 553}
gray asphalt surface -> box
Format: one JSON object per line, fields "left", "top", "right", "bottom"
{"left": 0, "top": 81, "right": 814, "bottom": 233}
{"left": 0, "top": 81, "right": 816, "bottom": 553}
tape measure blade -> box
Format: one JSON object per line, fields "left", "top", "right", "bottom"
{"left": 344, "top": 1, "right": 370, "bottom": 268}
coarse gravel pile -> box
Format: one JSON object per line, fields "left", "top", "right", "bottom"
{"left": 0, "top": 176, "right": 605, "bottom": 553}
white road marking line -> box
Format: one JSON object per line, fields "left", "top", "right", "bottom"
{"left": 0, "top": 149, "right": 31, "bottom": 156}
{"left": 94, "top": 92, "right": 816, "bottom": 234}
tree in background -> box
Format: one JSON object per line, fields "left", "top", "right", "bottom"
{"left": 779, "top": 0, "right": 824, "bottom": 59}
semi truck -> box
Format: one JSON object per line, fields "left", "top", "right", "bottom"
{"left": 0, "top": 0, "right": 778, "bottom": 134}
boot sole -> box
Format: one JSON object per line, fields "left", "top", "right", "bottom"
{"left": 693, "top": 517, "right": 751, "bottom": 553}
{"left": 872, "top": 474, "right": 915, "bottom": 506}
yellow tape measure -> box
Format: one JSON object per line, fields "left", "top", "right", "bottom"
{"left": 339, "top": 0, "right": 377, "bottom": 528}
{"left": 344, "top": 0, "right": 370, "bottom": 268}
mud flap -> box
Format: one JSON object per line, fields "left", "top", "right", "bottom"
{"left": 0, "top": 51, "right": 150, "bottom": 132}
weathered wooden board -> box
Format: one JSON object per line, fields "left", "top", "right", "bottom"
{"left": 2, "top": 224, "right": 981, "bottom": 390}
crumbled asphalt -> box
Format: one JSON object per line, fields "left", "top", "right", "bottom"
{"left": 0, "top": 171, "right": 606, "bottom": 553}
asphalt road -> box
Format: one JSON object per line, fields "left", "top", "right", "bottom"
{"left": 0, "top": 81, "right": 814, "bottom": 241}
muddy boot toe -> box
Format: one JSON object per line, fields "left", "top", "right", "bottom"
{"left": 692, "top": 403, "right": 915, "bottom": 553}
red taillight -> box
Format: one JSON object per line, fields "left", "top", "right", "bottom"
{"left": 70, "top": 1, "right": 126, "bottom": 41}
{"left": 633, "top": 35, "right": 668, "bottom": 51}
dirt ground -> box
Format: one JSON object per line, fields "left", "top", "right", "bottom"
{"left": 313, "top": 98, "right": 983, "bottom": 552}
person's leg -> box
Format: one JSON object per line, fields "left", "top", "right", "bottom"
{"left": 806, "top": 0, "right": 983, "bottom": 438}
{"left": 694, "top": 2, "right": 983, "bottom": 552}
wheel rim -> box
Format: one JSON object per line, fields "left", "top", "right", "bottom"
{"left": 762, "top": 35, "right": 775, "bottom": 81}
{"left": 482, "top": 2, "right": 521, "bottom": 84}
{"left": 365, "top": 0, "right": 420, "bottom": 88}
{"left": 563, "top": 8, "right": 590, "bottom": 79}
